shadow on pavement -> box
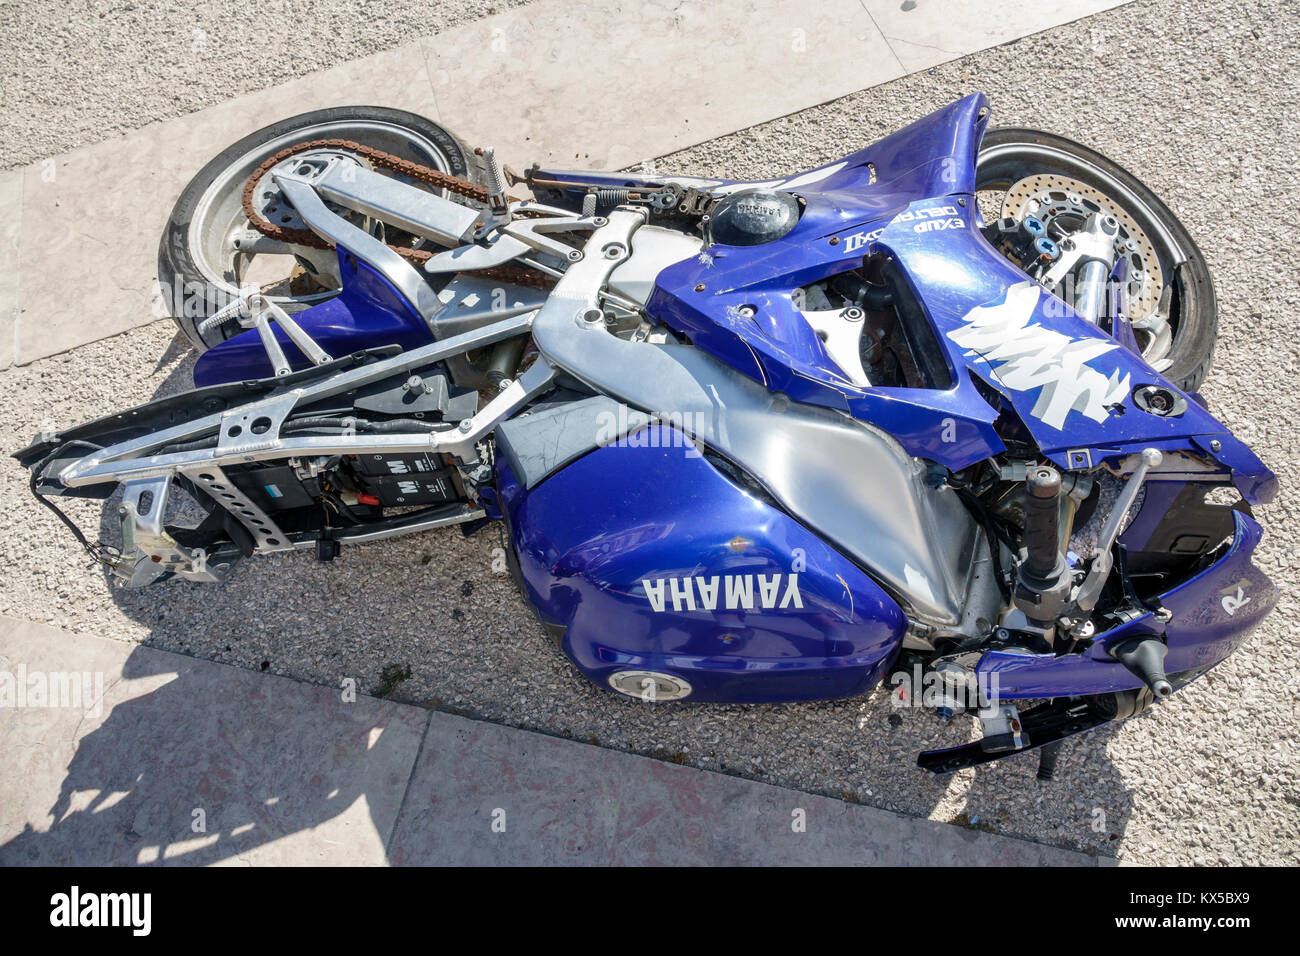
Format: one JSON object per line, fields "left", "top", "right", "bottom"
{"left": 1, "top": 637, "right": 425, "bottom": 866}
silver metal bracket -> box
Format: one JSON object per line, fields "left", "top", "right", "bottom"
{"left": 307, "top": 157, "right": 482, "bottom": 247}
{"left": 274, "top": 171, "right": 448, "bottom": 322}
{"left": 57, "top": 310, "right": 540, "bottom": 490}
{"left": 799, "top": 306, "right": 871, "bottom": 387}
{"left": 1073, "top": 447, "right": 1163, "bottom": 612}
{"left": 239, "top": 293, "right": 333, "bottom": 374}
{"left": 978, "top": 702, "right": 1027, "bottom": 753}
{"left": 116, "top": 477, "right": 238, "bottom": 586}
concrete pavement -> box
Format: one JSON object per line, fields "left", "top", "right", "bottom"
{"left": 0, "top": 616, "right": 1105, "bottom": 865}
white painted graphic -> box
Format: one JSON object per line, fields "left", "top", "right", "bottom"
{"left": 1221, "top": 585, "right": 1249, "bottom": 616}
{"left": 840, "top": 203, "right": 961, "bottom": 253}
{"left": 641, "top": 574, "right": 804, "bottom": 613}
{"left": 891, "top": 204, "right": 959, "bottom": 225}
{"left": 843, "top": 226, "right": 884, "bottom": 253}
{"left": 948, "top": 281, "right": 1131, "bottom": 430}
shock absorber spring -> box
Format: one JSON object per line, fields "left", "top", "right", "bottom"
{"left": 582, "top": 187, "right": 631, "bottom": 216}
{"left": 478, "top": 146, "right": 509, "bottom": 214}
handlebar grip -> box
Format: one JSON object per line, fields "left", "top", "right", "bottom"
{"left": 1023, "top": 465, "right": 1062, "bottom": 580}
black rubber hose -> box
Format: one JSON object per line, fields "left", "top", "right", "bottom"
{"left": 953, "top": 484, "right": 1014, "bottom": 603}
{"left": 357, "top": 418, "right": 453, "bottom": 433}
{"left": 279, "top": 416, "right": 449, "bottom": 434}
{"left": 162, "top": 434, "right": 220, "bottom": 453}
{"left": 829, "top": 273, "right": 894, "bottom": 310}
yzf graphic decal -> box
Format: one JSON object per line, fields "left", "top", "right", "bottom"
{"left": 948, "top": 281, "right": 1131, "bottom": 430}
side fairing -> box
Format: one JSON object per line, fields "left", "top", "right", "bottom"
{"left": 869, "top": 214, "right": 1270, "bottom": 491}
{"left": 637, "top": 94, "right": 1274, "bottom": 501}
{"left": 497, "top": 429, "right": 907, "bottom": 704}
{"left": 644, "top": 94, "right": 1004, "bottom": 471}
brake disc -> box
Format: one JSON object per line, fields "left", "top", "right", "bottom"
{"left": 1000, "top": 173, "right": 1165, "bottom": 323}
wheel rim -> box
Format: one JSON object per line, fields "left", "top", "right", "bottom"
{"left": 976, "top": 140, "right": 1189, "bottom": 372}
{"left": 187, "top": 119, "right": 457, "bottom": 323}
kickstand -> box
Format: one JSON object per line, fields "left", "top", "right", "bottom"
{"left": 1036, "top": 740, "right": 1064, "bottom": 782}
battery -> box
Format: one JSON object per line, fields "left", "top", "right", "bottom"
{"left": 229, "top": 465, "right": 316, "bottom": 511}
{"left": 352, "top": 452, "right": 446, "bottom": 478}
{"left": 363, "top": 472, "right": 458, "bottom": 507}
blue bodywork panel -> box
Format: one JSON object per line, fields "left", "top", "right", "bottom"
{"left": 498, "top": 429, "right": 906, "bottom": 703}
{"left": 194, "top": 249, "right": 433, "bottom": 387}
{"left": 537, "top": 95, "right": 1275, "bottom": 503}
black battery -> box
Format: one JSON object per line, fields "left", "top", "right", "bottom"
{"left": 352, "top": 452, "right": 446, "bottom": 478}
{"left": 363, "top": 472, "right": 458, "bottom": 507}
{"left": 229, "top": 465, "right": 317, "bottom": 512}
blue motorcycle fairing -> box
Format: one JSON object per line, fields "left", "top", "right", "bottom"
{"left": 976, "top": 509, "right": 1276, "bottom": 698}
{"left": 497, "top": 427, "right": 907, "bottom": 704}
{"left": 625, "top": 94, "right": 1274, "bottom": 504}
{"left": 194, "top": 247, "right": 435, "bottom": 387}
{"left": 533, "top": 94, "right": 988, "bottom": 221}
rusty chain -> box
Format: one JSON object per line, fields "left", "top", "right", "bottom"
{"left": 240, "top": 138, "right": 553, "bottom": 289}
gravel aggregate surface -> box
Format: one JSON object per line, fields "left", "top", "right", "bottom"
{"left": 2, "top": 0, "right": 1297, "bottom": 864}
{"left": 0, "top": 0, "right": 531, "bottom": 170}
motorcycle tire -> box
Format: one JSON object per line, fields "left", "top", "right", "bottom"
{"left": 977, "top": 128, "right": 1218, "bottom": 393}
{"left": 159, "top": 106, "right": 475, "bottom": 351}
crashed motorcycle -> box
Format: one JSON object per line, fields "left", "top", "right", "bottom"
{"left": 17, "top": 95, "right": 1277, "bottom": 775}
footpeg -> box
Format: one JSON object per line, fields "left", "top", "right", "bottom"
{"left": 918, "top": 700, "right": 1107, "bottom": 774}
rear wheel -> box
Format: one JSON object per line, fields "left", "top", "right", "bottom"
{"left": 159, "top": 106, "right": 475, "bottom": 351}
{"left": 976, "top": 128, "right": 1217, "bottom": 392}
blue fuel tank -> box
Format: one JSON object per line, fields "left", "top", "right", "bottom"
{"left": 495, "top": 418, "right": 907, "bottom": 703}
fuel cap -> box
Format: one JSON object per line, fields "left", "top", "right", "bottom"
{"left": 706, "top": 189, "right": 802, "bottom": 246}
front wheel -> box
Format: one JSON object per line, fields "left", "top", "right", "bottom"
{"left": 976, "top": 128, "right": 1217, "bottom": 393}
{"left": 159, "top": 106, "right": 476, "bottom": 351}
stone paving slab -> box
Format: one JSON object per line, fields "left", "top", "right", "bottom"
{"left": 3, "top": 0, "right": 1130, "bottom": 366}
{"left": 0, "top": 616, "right": 1105, "bottom": 866}
{"left": 422, "top": 0, "right": 899, "bottom": 172}
{"left": 861, "top": 0, "right": 1124, "bottom": 72}
{"left": 0, "top": 170, "right": 20, "bottom": 369}
{"left": 390, "top": 707, "right": 1106, "bottom": 866}
{"left": 0, "top": 616, "right": 428, "bottom": 866}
